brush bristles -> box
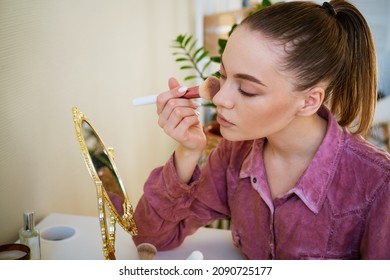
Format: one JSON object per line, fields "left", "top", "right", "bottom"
{"left": 137, "top": 243, "right": 157, "bottom": 260}
{"left": 199, "top": 76, "right": 220, "bottom": 100}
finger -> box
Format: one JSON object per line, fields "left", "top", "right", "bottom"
{"left": 158, "top": 101, "right": 199, "bottom": 128}
{"left": 173, "top": 116, "right": 204, "bottom": 146}
{"left": 158, "top": 98, "right": 199, "bottom": 127}
{"left": 160, "top": 107, "right": 199, "bottom": 137}
{"left": 168, "top": 77, "right": 181, "bottom": 90}
{"left": 174, "top": 115, "right": 201, "bottom": 135}
{"left": 156, "top": 77, "right": 187, "bottom": 115}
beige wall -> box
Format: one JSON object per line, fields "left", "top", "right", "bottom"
{"left": 0, "top": 0, "right": 195, "bottom": 244}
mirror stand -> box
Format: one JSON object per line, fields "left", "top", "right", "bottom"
{"left": 96, "top": 180, "right": 117, "bottom": 260}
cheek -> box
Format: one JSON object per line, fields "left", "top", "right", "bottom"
{"left": 241, "top": 98, "right": 299, "bottom": 134}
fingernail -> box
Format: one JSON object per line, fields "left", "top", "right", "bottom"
{"left": 178, "top": 86, "right": 188, "bottom": 93}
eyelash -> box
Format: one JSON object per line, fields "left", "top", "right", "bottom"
{"left": 239, "top": 88, "right": 256, "bottom": 97}
{"left": 217, "top": 71, "right": 256, "bottom": 97}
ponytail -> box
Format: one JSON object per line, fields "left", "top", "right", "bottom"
{"left": 327, "top": 0, "right": 377, "bottom": 135}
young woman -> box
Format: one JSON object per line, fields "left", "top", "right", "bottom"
{"left": 133, "top": 0, "right": 390, "bottom": 259}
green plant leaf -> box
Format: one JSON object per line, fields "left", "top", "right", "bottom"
{"left": 193, "top": 47, "right": 204, "bottom": 59}
{"left": 217, "top": 39, "right": 228, "bottom": 55}
{"left": 189, "top": 40, "right": 197, "bottom": 52}
{"left": 212, "top": 71, "right": 221, "bottom": 78}
{"left": 175, "top": 58, "right": 189, "bottom": 62}
{"left": 184, "top": 35, "right": 193, "bottom": 47}
{"left": 202, "top": 60, "right": 212, "bottom": 73}
{"left": 262, "top": 0, "right": 272, "bottom": 8}
{"left": 210, "top": 56, "right": 221, "bottom": 63}
{"left": 176, "top": 34, "right": 185, "bottom": 44}
{"left": 196, "top": 51, "right": 209, "bottom": 63}
{"left": 184, "top": 75, "right": 198, "bottom": 81}
{"left": 180, "top": 65, "right": 194, "bottom": 70}
{"left": 228, "top": 24, "right": 238, "bottom": 36}
{"left": 218, "top": 39, "right": 227, "bottom": 49}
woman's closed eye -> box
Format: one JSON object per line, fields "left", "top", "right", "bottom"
{"left": 238, "top": 88, "right": 257, "bottom": 97}
{"left": 217, "top": 69, "right": 260, "bottom": 97}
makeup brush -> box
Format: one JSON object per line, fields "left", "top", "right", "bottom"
{"left": 132, "top": 76, "right": 220, "bottom": 106}
{"left": 136, "top": 243, "right": 157, "bottom": 260}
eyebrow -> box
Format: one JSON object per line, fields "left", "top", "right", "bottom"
{"left": 221, "top": 56, "right": 267, "bottom": 87}
{"left": 234, "top": 73, "right": 267, "bottom": 87}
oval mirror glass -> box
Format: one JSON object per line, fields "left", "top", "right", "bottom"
{"left": 81, "top": 120, "right": 126, "bottom": 216}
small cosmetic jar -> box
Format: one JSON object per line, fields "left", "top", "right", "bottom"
{"left": 0, "top": 244, "right": 30, "bottom": 260}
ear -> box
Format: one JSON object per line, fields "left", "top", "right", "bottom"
{"left": 296, "top": 86, "right": 325, "bottom": 117}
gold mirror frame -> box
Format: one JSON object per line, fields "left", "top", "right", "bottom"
{"left": 72, "top": 107, "right": 137, "bottom": 260}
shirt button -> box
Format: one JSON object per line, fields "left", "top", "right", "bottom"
{"left": 252, "top": 177, "right": 257, "bottom": 184}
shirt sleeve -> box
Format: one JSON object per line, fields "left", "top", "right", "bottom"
{"left": 132, "top": 140, "right": 232, "bottom": 250}
{"left": 360, "top": 178, "right": 390, "bottom": 259}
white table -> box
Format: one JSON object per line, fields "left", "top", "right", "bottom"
{"left": 36, "top": 213, "right": 245, "bottom": 260}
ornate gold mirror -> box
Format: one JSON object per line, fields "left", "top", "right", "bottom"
{"left": 72, "top": 107, "right": 137, "bottom": 260}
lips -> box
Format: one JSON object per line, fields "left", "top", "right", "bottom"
{"left": 217, "top": 113, "right": 234, "bottom": 127}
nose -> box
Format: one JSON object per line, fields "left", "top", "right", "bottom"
{"left": 212, "top": 82, "right": 234, "bottom": 109}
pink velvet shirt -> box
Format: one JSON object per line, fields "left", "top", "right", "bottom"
{"left": 133, "top": 107, "right": 390, "bottom": 259}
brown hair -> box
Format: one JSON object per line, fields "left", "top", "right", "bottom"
{"left": 241, "top": 0, "right": 377, "bottom": 135}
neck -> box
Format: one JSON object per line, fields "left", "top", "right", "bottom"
{"left": 264, "top": 114, "right": 328, "bottom": 162}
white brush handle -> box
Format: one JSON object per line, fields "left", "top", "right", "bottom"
{"left": 132, "top": 95, "right": 157, "bottom": 106}
{"left": 132, "top": 86, "right": 200, "bottom": 107}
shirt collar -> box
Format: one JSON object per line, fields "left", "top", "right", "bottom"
{"left": 239, "top": 106, "right": 345, "bottom": 214}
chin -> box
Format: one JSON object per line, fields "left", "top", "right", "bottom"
{"left": 220, "top": 127, "right": 264, "bottom": 142}
{"left": 220, "top": 128, "right": 244, "bottom": 142}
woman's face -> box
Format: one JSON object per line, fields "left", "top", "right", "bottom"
{"left": 213, "top": 26, "right": 305, "bottom": 141}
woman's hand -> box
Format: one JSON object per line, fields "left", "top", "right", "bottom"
{"left": 156, "top": 77, "right": 207, "bottom": 183}
{"left": 157, "top": 77, "right": 206, "bottom": 152}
